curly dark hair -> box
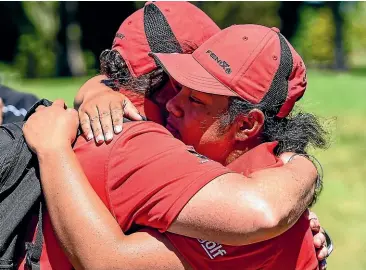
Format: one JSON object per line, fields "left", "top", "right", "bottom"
{"left": 99, "top": 49, "right": 168, "bottom": 98}
{"left": 218, "top": 97, "right": 330, "bottom": 205}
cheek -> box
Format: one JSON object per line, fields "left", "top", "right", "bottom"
{"left": 195, "top": 121, "right": 233, "bottom": 163}
{"left": 198, "top": 120, "right": 223, "bottom": 144}
{"left": 181, "top": 110, "right": 218, "bottom": 147}
{"left": 181, "top": 118, "right": 205, "bottom": 146}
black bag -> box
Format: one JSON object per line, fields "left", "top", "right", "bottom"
{"left": 0, "top": 99, "right": 53, "bottom": 269}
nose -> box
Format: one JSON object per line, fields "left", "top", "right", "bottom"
{"left": 166, "top": 93, "right": 184, "bottom": 118}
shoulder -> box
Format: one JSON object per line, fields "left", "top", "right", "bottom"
{"left": 108, "top": 121, "right": 183, "bottom": 164}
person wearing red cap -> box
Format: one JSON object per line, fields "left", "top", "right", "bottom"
{"left": 151, "top": 24, "right": 312, "bottom": 162}
{"left": 148, "top": 24, "right": 329, "bottom": 269}
{"left": 20, "top": 2, "right": 328, "bottom": 270}
{"left": 74, "top": 0, "right": 220, "bottom": 143}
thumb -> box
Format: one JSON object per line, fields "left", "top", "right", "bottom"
{"left": 66, "top": 108, "right": 79, "bottom": 124}
{"left": 123, "top": 99, "right": 143, "bottom": 121}
{"left": 53, "top": 99, "right": 67, "bottom": 109}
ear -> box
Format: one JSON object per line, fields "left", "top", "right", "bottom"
{"left": 234, "top": 109, "right": 265, "bottom": 141}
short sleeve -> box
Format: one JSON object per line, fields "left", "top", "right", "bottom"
{"left": 105, "top": 121, "right": 231, "bottom": 232}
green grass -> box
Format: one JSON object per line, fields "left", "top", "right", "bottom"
{"left": 6, "top": 69, "right": 366, "bottom": 269}
{"left": 7, "top": 76, "right": 88, "bottom": 107}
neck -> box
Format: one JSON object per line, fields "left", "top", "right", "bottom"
{"left": 223, "top": 137, "right": 262, "bottom": 166}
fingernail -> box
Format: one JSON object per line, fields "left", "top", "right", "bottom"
{"left": 96, "top": 135, "right": 104, "bottom": 143}
{"left": 114, "top": 125, "right": 122, "bottom": 133}
{"left": 105, "top": 132, "right": 113, "bottom": 141}
{"left": 87, "top": 133, "right": 94, "bottom": 141}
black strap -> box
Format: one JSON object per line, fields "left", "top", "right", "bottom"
{"left": 23, "top": 99, "right": 53, "bottom": 121}
{"left": 25, "top": 202, "right": 43, "bottom": 270}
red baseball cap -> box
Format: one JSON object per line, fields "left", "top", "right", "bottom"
{"left": 152, "top": 24, "right": 307, "bottom": 118}
{"left": 112, "top": 2, "right": 220, "bottom": 78}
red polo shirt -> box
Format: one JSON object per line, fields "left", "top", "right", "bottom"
{"left": 18, "top": 120, "right": 230, "bottom": 270}
{"left": 165, "top": 142, "right": 319, "bottom": 270}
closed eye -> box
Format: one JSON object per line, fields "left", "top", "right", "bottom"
{"left": 189, "top": 96, "right": 204, "bottom": 105}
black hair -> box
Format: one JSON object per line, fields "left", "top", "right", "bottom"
{"left": 218, "top": 97, "right": 330, "bottom": 205}
{"left": 99, "top": 49, "right": 168, "bottom": 98}
{"left": 99, "top": 41, "right": 198, "bottom": 98}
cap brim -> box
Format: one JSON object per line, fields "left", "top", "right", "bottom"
{"left": 151, "top": 53, "right": 237, "bottom": 97}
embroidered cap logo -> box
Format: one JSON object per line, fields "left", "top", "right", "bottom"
{"left": 206, "top": 50, "right": 232, "bottom": 74}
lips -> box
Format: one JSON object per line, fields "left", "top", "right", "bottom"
{"left": 166, "top": 120, "right": 181, "bottom": 140}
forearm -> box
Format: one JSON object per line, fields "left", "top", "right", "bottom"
{"left": 37, "top": 147, "right": 126, "bottom": 270}
{"left": 169, "top": 156, "right": 316, "bottom": 245}
{"left": 248, "top": 155, "right": 316, "bottom": 233}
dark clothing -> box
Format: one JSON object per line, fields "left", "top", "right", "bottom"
{"left": 0, "top": 85, "right": 39, "bottom": 123}
{"left": 0, "top": 100, "right": 54, "bottom": 270}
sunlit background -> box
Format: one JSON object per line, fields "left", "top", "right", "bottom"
{"left": 1, "top": 2, "right": 365, "bottom": 269}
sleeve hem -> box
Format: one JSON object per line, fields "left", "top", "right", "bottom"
{"left": 158, "top": 167, "right": 232, "bottom": 233}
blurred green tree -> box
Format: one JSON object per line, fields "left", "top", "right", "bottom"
{"left": 197, "top": 1, "right": 281, "bottom": 28}
{"left": 1, "top": 1, "right": 365, "bottom": 78}
{"left": 291, "top": 2, "right": 364, "bottom": 70}
{"left": 3, "top": 2, "right": 136, "bottom": 78}
{"left": 15, "top": 2, "right": 59, "bottom": 78}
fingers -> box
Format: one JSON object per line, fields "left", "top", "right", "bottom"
{"left": 79, "top": 109, "right": 93, "bottom": 141}
{"left": 53, "top": 99, "right": 66, "bottom": 108}
{"left": 76, "top": 91, "right": 142, "bottom": 143}
{"left": 316, "top": 245, "right": 328, "bottom": 261}
{"left": 110, "top": 100, "right": 123, "bottom": 134}
{"left": 309, "top": 211, "right": 321, "bottom": 233}
{"left": 309, "top": 211, "right": 318, "bottom": 220}
{"left": 79, "top": 99, "right": 114, "bottom": 143}
{"left": 110, "top": 98, "right": 142, "bottom": 135}
{"left": 66, "top": 108, "right": 81, "bottom": 139}
{"left": 88, "top": 106, "right": 104, "bottom": 144}
{"left": 36, "top": 100, "right": 66, "bottom": 112}
{"left": 79, "top": 103, "right": 105, "bottom": 143}
{"left": 310, "top": 218, "right": 320, "bottom": 233}
{"left": 313, "top": 231, "right": 326, "bottom": 248}
{"left": 79, "top": 103, "right": 104, "bottom": 144}
{"left": 121, "top": 98, "right": 143, "bottom": 121}
{"left": 66, "top": 108, "right": 80, "bottom": 124}
{"left": 98, "top": 105, "right": 114, "bottom": 142}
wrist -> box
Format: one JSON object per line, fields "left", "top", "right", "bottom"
{"left": 289, "top": 154, "right": 321, "bottom": 180}
{"left": 36, "top": 143, "right": 72, "bottom": 161}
